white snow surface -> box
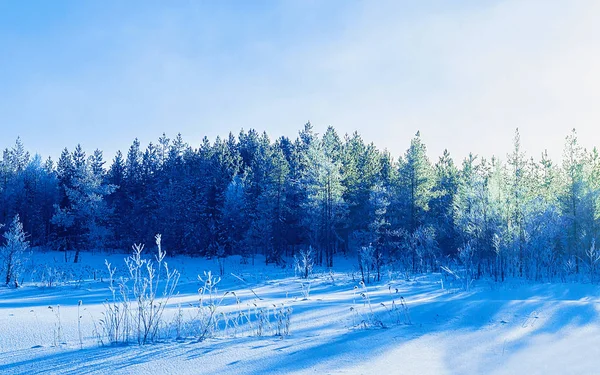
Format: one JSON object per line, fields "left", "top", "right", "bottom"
{"left": 1, "top": 250, "right": 600, "bottom": 375}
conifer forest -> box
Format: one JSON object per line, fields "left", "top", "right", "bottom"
{"left": 2, "top": 124, "right": 597, "bottom": 282}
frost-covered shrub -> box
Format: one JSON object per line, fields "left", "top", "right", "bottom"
{"left": 39, "top": 266, "right": 64, "bottom": 288}
{"left": 249, "top": 303, "right": 292, "bottom": 337}
{"left": 31, "top": 262, "right": 97, "bottom": 288}
{"left": 100, "top": 260, "right": 130, "bottom": 345}
{"left": 382, "top": 285, "right": 411, "bottom": 325}
{"left": 194, "top": 270, "right": 227, "bottom": 341}
{"left": 274, "top": 304, "right": 292, "bottom": 337}
{"left": 186, "top": 274, "right": 292, "bottom": 340}
{"left": 100, "top": 234, "right": 180, "bottom": 345}
{"left": 299, "top": 280, "right": 311, "bottom": 300}
{"left": 253, "top": 305, "right": 271, "bottom": 337}
{"left": 49, "top": 305, "right": 64, "bottom": 347}
{"left": 128, "top": 235, "right": 180, "bottom": 344}
{"left": 350, "top": 281, "right": 384, "bottom": 329}
{"left": 350, "top": 282, "right": 411, "bottom": 329}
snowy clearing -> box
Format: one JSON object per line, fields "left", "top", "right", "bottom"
{"left": 1, "top": 250, "right": 599, "bottom": 375}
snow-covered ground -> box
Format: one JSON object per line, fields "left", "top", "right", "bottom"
{"left": 1, "top": 250, "right": 600, "bottom": 375}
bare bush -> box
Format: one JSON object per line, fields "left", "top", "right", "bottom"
{"left": 99, "top": 234, "right": 180, "bottom": 345}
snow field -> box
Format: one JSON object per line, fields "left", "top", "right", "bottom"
{"left": 1, "top": 250, "right": 600, "bottom": 374}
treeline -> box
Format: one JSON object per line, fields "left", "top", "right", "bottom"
{"left": 1, "top": 124, "right": 599, "bottom": 281}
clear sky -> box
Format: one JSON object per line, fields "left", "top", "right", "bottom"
{"left": 1, "top": 0, "right": 599, "bottom": 163}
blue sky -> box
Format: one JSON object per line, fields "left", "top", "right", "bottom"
{"left": 1, "top": 0, "right": 599, "bottom": 162}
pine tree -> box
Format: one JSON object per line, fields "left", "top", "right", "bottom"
{"left": 247, "top": 140, "right": 290, "bottom": 264}
{"left": 454, "top": 154, "right": 484, "bottom": 273}
{"left": 398, "top": 131, "right": 434, "bottom": 232}
{"left": 89, "top": 149, "right": 105, "bottom": 180}
{"left": 7, "top": 138, "right": 30, "bottom": 172}
{"left": 106, "top": 151, "right": 126, "bottom": 249}
{"left": 561, "top": 129, "right": 586, "bottom": 273}
{"left": 430, "top": 149, "right": 459, "bottom": 257}
{"left": 397, "top": 131, "right": 435, "bottom": 271}
{"left": 506, "top": 129, "right": 528, "bottom": 276}
{"left": 303, "top": 127, "right": 346, "bottom": 267}
{"left": 221, "top": 174, "right": 249, "bottom": 257}
{"left": 52, "top": 148, "right": 115, "bottom": 262}
{"left": 342, "top": 133, "right": 381, "bottom": 254}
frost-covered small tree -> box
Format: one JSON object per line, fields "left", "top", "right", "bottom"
{"left": 407, "top": 226, "right": 438, "bottom": 273}
{"left": 358, "top": 245, "right": 375, "bottom": 284}
{"left": 584, "top": 239, "right": 600, "bottom": 283}
{"left": 458, "top": 243, "right": 475, "bottom": 290}
{"left": 294, "top": 247, "right": 314, "bottom": 279}
{"left": 2, "top": 215, "right": 29, "bottom": 287}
